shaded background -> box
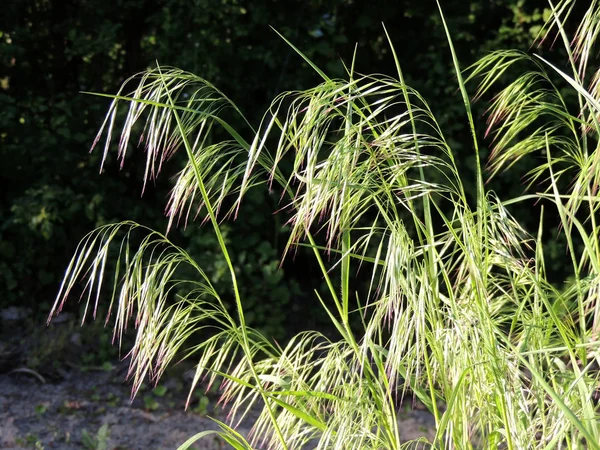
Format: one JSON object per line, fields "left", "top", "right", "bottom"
{"left": 1, "top": 0, "right": 566, "bottom": 348}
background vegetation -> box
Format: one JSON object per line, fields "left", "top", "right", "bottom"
{"left": 1, "top": 0, "right": 569, "bottom": 337}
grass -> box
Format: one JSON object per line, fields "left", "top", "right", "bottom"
{"left": 81, "top": 424, "right": 110, "bottom": 450}
{"left": 49, "top": 1, "right": 600, "bottom": 448}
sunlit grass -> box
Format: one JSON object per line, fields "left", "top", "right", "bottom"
{"left": 50, "top": 1, "right": 600, "bottom": 449}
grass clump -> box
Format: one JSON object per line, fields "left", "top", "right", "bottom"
{"left": 49, "top": 1, "right": 600, "bottom": 448}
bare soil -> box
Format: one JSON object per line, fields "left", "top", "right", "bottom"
{"left": 0, "top": 307, "right": 436, "bottom": 450}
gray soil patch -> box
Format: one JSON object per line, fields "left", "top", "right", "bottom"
{"left": 0, "top": 363, "right": 229, "bottom": 450}
{"left": 0, "top": 309, "right": 436, "bottom": 449}
{"left": 0, "top": 365, "right": 436, "bottom": 449}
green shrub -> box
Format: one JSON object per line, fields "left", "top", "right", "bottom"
{"left": 50, "top": 1, "right": 600, "bottom": 448}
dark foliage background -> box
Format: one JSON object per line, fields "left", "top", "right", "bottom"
{"left": 1, "top": 0, "right": 562, "bottom": 338}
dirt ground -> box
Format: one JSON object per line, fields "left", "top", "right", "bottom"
{"left": 0, "top": 307, "right": 436, "bottom": 450}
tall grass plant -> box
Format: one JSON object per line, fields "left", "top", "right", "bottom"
{"left": 50, "top": 1, "right": 600, "bottom": 448}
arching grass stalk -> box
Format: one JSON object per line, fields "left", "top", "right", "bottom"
{"left": 154, "top": 65, "right": 289, "bottom": 449}
{"left": 382, "top": 24, "right": 447, "bottom": 431}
